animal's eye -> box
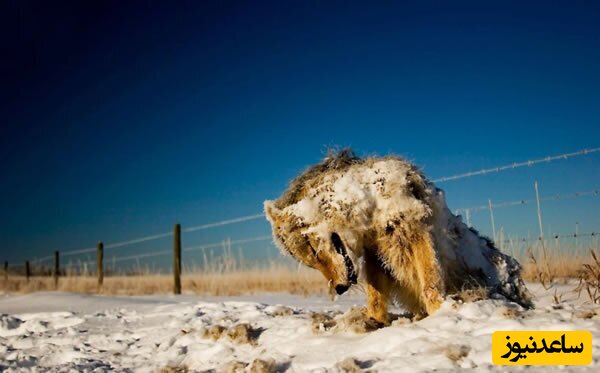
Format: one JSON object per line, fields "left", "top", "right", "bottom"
{"left": 304, "top": 236, "right": 318, "bottom": 257}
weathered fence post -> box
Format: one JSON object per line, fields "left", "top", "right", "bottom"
{"left": 3, "top": 261, "right": 7, "bottom": 281}
{"left": 97, "top": 242, "right": 104, "bottom": 288}
{"left": 54, "top": 250, "right": 60, "bottom": 289}
{"left": 534, "top": 181, "right": 550, "bottom": 273}
{"left": 465, "top": 208, "right": 471, "bottom": 227}
{"left": 173, "top": 223, "right": 182, "bottom": 295}
{"left": 25, "top": 261, "right": 30, "bottom": 283}
{"left": 488, "top": 199, "right": 496, "bottom": 243}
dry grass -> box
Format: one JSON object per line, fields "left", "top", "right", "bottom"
{"left": 0, "top": 266, "right": 326, "bottom": 296}
{"left": 574, "top": 250, "right": 600, "bottom": 304}
{"left": 521, "top": 247, "right": 600, "bottom": 304}
{"left": 452, "top": 286, "right": 488, "bottom": 303}
{"left": 520, "top": 253, "right": 588, "bottom": 283}
{"left": 1, "top": 240, "right": 330, "bottom": 296}
{"left": 335, "top": 357, "right": 365, "bottom": 373}
{"left": 2, "top": 250, "right": 598, "bottom": 297}
{"left": 445, "top": 344, "right": 471, "bottom": 363}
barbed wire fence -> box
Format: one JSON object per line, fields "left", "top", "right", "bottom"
{"left": 3, "top": 147, "right": 599, "bottom": 292}
{"left": 431, "top": 147, "right": 600, "bottom": 183}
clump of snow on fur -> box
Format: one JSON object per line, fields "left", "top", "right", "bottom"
{"left": 301, "top": 221, "right": 332, "bottom": 242}
{"left": 279, "top": 158, "right": 430, "bottom": 273}
{"left": 286, "top": 198, "right": 319, "bottom": 224}
{"left": 281, "top": 159, "right": 430, "bottom": 248}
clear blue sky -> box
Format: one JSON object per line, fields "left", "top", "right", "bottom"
{"left": 2, "top": 1, "right": 599, "bottom": 267}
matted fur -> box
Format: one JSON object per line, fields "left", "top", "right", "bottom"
{"left": 265, "top": 149, "right": 533, "bottom": 322}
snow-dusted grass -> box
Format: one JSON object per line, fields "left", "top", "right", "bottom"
{"left": 1, "top": 282, "right": 599, "bottom": 372}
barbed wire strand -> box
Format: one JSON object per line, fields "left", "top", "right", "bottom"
{"left": 112, "top": 249, "right": 172, "bottom": 263}
{"left": 30, "top": 255, "right": 54, "bottom": 264}
{"left": 433, "top": 147, "right": 600, "bottom": 183}
{"left": 455, "top": 189, "right": 600, "bottom": 214}
{"left": 104, "top": 232, "right": 173, "bottom": 249}
{"left": 61, "top": 247, "right": 97, "bottom": 257}
{"left": 58, "top": 214, "right": 266, "bottom": 255}
{"left": 498, "top": 231, "right": 598, "bottom": 244}
{"left": 183, "top": 235, "right": 272, "bottom": 252}
{"left": 183, "top": 214, "right": 264, "bottom": 233}
{"left": 59, "top": 235, "right": 274, "bottom": 266}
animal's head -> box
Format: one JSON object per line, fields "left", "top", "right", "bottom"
{"left": 264, "top": 201, "right": 358, "bottom": 295}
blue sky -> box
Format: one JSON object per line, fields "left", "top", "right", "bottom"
{"left": 1, "top": 1, "right": 599, "bottom": 267}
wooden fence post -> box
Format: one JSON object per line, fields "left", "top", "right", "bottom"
{"left": 173, "top": 223, "right": 182, "bottom": 295}
{"left": 25, "top": 261, "right": 30, "bottom": 283}
{"left": 488, "top": 199, "right": 496, "bottom": 244}
{"left": 3, "top": 261, "right": 7, "bottom": 281}
{"left": 97, "top": 242, "right": 104, "bottom": 288}
{"left": 54, "top": 250, "right": 60, "bottom": 289}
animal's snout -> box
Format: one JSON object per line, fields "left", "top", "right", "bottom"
{"left": 335, "top": 284, "right": 350, "bottom": 295}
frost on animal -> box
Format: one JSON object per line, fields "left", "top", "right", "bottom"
{"left": 264, "top": 149, "right": 533, "bottom": 324}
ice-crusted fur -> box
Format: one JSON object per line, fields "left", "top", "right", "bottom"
{"left": 264, "top": 149, "right": 533, "bottom": 322}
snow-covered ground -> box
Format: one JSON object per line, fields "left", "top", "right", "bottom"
{"left": 1, "top": 283, "right": 599, "bottom": 372}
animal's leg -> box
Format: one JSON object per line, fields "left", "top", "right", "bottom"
{"left": 413, "top": 234, "right": 444, "bottom": 316}
{"left": 364, "top": 249, "right": 393, "bottom": 326}
{"left": 376, "top": 228, "right": 445, "bottom": 318}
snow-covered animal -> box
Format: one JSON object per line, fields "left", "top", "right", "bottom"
{"left": 265, "top": 149, "right": 533, "bottom": 324}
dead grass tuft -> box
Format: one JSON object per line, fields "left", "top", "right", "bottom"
{"left": 268, "top": 305, "right": 294, "bottom": 317}
{"left": 201, "top": 325, "right": 227, "bottom": 341}
{"left": 452, "top": 286, "right": 488, "bottom": 303}
{"left": 574, "top": 309, "right": 597, "bottom": 319}
{"left": 499, "top": 305, "right": 524, "bottom": 319}
{"left": 445, "top": 344, "right": 470, "bottom": 362}
{"left": 226, "top": 323, "right": 263, "bottom": 346}
{"left": 200, "top": 323, "right": 263, "bottom": 345}
{"left": 333, "top": 307, "right": 383, "bottom": 333}
{"left": 160, "top": 366, "right": 188, "bottom": 373}
{"left": 335, "top": 357, "right": 363, "bottom": 373}
{"left": 574, "top": 250, "right": 600, "bottom": 304}
{"left": 249, "top": 358, "right": 277, "bottom": 373}
{"left": 219, "top": 361, "right": 247, "bottom": 373}
{"left": 525, "top": 248, "right": 554, "bottom": 289}
{"left": 310, "top": 311, "right": 340, "bottom": 333}
{"left": 311, "top": 308, "right": 385, "bottom": 334}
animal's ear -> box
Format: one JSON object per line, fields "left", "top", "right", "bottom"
{"left": 264, "top": 200, "right": 280, "bottom": 224}
{"left": 406, "top": 168, "right": 429, "bottom": 201}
